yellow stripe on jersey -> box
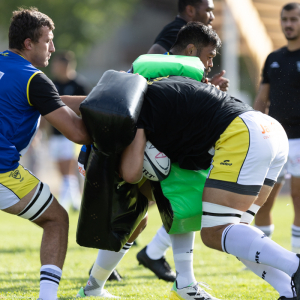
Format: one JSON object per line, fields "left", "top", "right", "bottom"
{"left": 26, "top": 71, "right": 42, "bottom": 106}
{"left": 208, "top": 116, "right": 250, "bottom": 183}
{"left": 0, "top": 165, "right": 39, "bottom": 199}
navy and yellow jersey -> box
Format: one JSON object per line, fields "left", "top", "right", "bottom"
{"left": 0, "top": 50, "right": 64, "bottom": 173}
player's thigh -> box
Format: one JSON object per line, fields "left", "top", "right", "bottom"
{"left": 1, "top": 165, "right": 66, "bottom": 226}
{"left": 1, "top": 165, "right": 40, "bottom": 215}
{"left": 201, "top": 112, "right": 287, "bottom": 241}
{"left": 206, "top": 111, "right": 287, "bottom": 197}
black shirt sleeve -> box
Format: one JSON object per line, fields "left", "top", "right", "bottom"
{"left": 28, "top": 72, "right": 65, "bottom": 116}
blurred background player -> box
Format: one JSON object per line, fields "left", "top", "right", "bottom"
{"left": 137, "top": 0, "right": 229, "bottom": 281}
{"left": 49, "top": 51, "right": 90, "bottom": 212}
{"left": 254, "top": 2, "right": 300, "bottom": 253}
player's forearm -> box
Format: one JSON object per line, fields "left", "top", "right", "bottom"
{"left": 72, "top": 118, "right": 92, "bottom": 145}
{"left": 120, "top": 129, "right": 146, "bottom": 184}
{"left": 60, "top": 95, "right": 86, "bottom": 115}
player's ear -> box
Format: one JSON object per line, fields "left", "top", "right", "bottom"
{"left": 23, "top": 38, "right": 33, "bottom": 50}
{"left": 185, "top": 5, "right": 196, "bottom": 19}
{"left": 184, "top": 44, "right": 197, "bottom": 56}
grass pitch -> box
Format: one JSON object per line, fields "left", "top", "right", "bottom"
{"left": 0, "top": 196, "right": 294, "bottom": 299}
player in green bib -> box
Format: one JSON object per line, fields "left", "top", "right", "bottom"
{"left": 77, "top": 22, "right": 222, "bottom": 300}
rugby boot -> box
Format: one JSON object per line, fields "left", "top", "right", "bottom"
{"left": 278, "top": 297, "right": 297, "bottom": 300}
{"left": 291, "top": 254, "right": 300, "bottom": 299}
{"left": 76, "top": 287, "right": 119, "bottom": 298}
{"left": 88, "top": 264, "right": 122, "bottom": 282}
{"left": 169, "top": 281, "right": 220, "bottom": 300}
{"left": 137, "top": 246, "right": 176, "bottom": 282}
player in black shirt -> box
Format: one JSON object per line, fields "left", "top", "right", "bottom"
{"left": 254, "top": 3, "right": 300, "bottom": 256}
{"left": 148, "top": 0, "right": 229, "bottom": 92}
{"left": 120, "top": 75, "right": 300, "bottom": 299}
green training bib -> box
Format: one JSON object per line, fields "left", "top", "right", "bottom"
{"left": 160, "top": 164, "right": 209, "bottom": 234}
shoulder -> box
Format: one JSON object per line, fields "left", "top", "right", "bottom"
{"left": 267, "top": 47, "right": 287, "bottom": 59}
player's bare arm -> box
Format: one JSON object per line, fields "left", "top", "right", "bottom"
{"left": 61, "top": 95, "right": 86, "bottom": 115}
{"left": 253, "top": 83, "right": 270, "bottom": 114}
{"left": 44, "top": 106, "right": 92, "bottom": 145}
{"left": 120, "top": 128, "right": 146, "bottom": 183}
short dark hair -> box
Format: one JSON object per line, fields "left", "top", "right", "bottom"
{"left": 171, "top": 22, "right": 221, "bottom": 53}
{"left": 9, "top": 7, "right": 55, "bottom": 50}
{"left": 178, "top": 0, "right": 203, "bottom": 13}
{"left": 282, "top": 2, "right": 300, "bottom": 14}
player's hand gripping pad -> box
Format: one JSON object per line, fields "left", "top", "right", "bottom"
{"left": 76, "top": 146, "right": 148, "bottom": 251}
{"left": 79, "top": 70, "right": 148, "bottom": 155}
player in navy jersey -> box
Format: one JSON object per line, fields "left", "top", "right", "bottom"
{"left": 254, "top": 3, "right": 300, "bottom": 255}
{"left": 0, "top": 8, "right": 91, "bottom": 300}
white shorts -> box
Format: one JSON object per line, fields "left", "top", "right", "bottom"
{"left": 49, "top": 135, "right": 75, "bottom": 161}
{"left": 0, "top": 165, "right": 39, "bottom": 209}
{"left": 206, "top": 111, "right": 288, "bottom": 196}
{"left": 278, "top": 138, "right": 300, "bottom": 181}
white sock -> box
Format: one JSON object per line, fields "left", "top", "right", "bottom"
{"left": 292, "top": 225, "right": 300, "bottom": 253}
{"left": 239, "top": 258, "right": 294, "bottom": 298}
{"left": 39, "top": 265, "right": 62, "bottom": 300}
{"left": 255, "top": 224, "right": 275, "bottom": 238}
{"left": 222, "top": 224, "right": 299, "bottom": 277}
{"left": 67, "top": 174, "right": 81, "bottom": 210}
{"left": 146, "top": 225, "right": 171, "bottom": 260}
{"left": 59, "top": 175, "right": 81, "bottom": 211}
{"left": 170, "top": 232, "right": 196, "bottom": 289}
{"left": 84, "top": 242, "right": 133, "bottom": 296}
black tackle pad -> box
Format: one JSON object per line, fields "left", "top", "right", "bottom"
{"left": 79, "top": 70, "right": 148, "bottom": 155}
{"left": 76, "top": 147, "right": 148, "bottom": 251}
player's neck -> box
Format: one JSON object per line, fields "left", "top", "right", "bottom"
{"left": 9, "top": 48, "right": 27, "bottom": 60}
{"left": 177, "top": 13, "right": 191, "bottom": 23}
{"left": 287, "top": 39, "right": 300, "bottom": 51}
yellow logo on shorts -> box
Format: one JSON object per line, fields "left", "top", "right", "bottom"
{"left": 9, "top": 170, "right": 23, "bottom": 181}
{"left": 220, "top": 160, "right": 232, "bottom": 166}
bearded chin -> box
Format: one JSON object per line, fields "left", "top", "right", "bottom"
{"left": 286, "top": 35, "right": 298, "bottom": 40}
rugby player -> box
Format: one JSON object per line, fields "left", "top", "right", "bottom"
{"left": 76, "top": 22, "right": 223, "bottom": 300}
{"left": 0, "top": 8, "right": 91, "bottom": 300}
{"left": 120, "top": 75, "right": 300, "bottom": 299}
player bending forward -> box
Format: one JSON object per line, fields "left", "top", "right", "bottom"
{"left": 120, "top": 75, "right": 300, "bottom": 300}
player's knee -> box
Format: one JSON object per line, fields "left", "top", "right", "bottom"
{"left": 201, "top": 227, "right": 215, "bottom": 248}
{"left": 201, "top": 202, "right": 245, "bottom": 249}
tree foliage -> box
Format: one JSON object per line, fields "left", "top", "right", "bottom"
{"left": 0, "top": 0, "right": 140, "bottom": 57}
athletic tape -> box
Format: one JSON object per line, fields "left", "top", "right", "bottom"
{"left": 18, "top": 182, "right": 53, "bottom": 221}
{"left": 201, "top": 202, "right": 244, "bottom": 228}
{"left": 240, "top": 204, "right": 260, "bottom": 224}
